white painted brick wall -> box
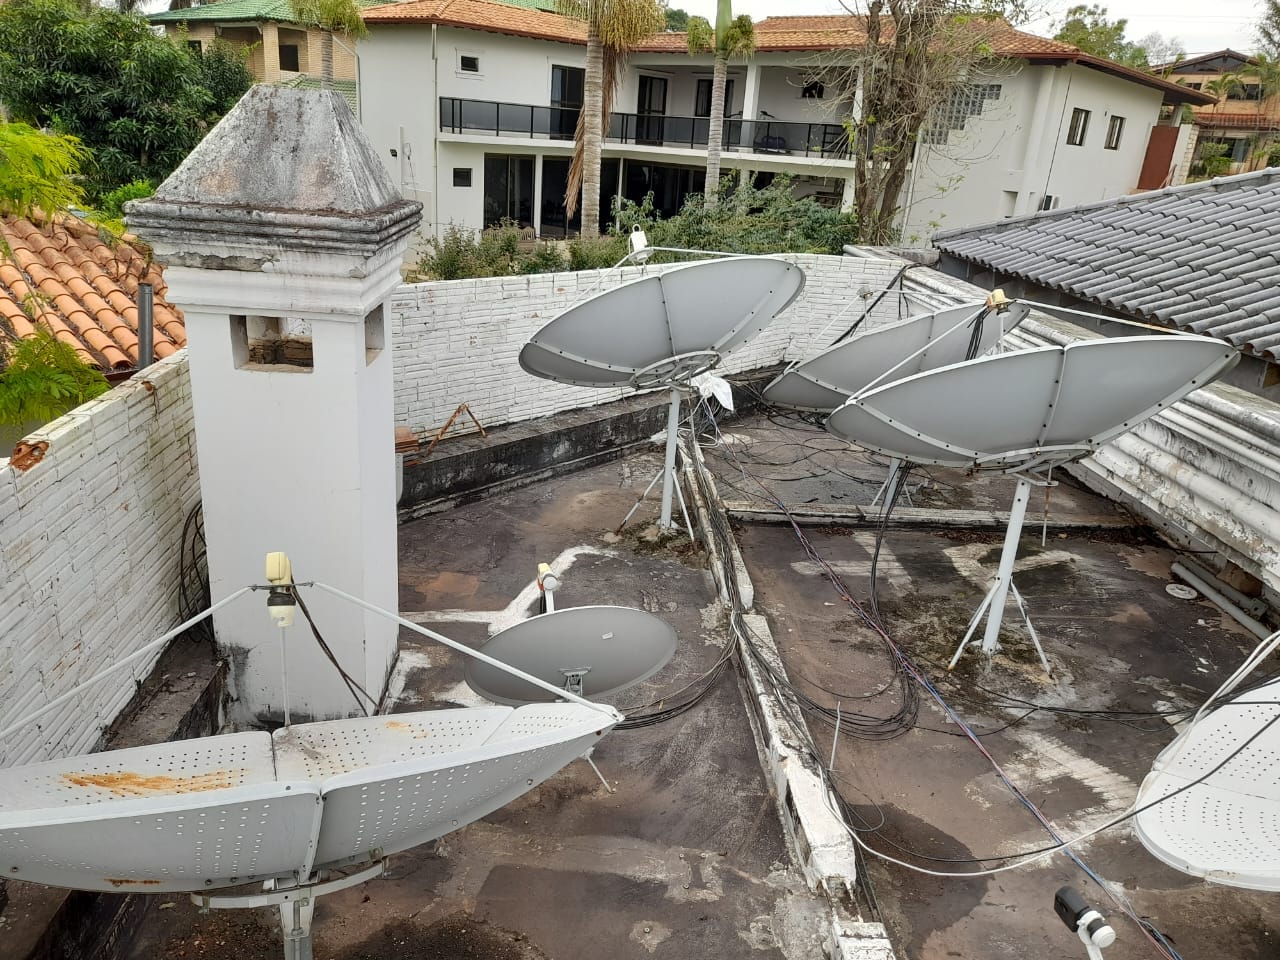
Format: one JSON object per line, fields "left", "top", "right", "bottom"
{"left": 390, "top": 254, "right": 911, "bottom": 435}
{"left": 0, "top": 353, "right": 201, "bottom": 768}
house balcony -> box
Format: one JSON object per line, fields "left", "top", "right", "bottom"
{"left": 437, "top": 97, "right": 851, "bottom": 162}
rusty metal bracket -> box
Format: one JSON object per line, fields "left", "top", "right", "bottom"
{"left": 423, "top": 403, "right": 487, "bottom": 457}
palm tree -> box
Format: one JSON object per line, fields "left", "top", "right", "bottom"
{"left": 291, "top": 0, "right": 368, "bottom": 87}
{"left": 557, "top": 0, "right": 664, "bottom": 238}
{"left": 686, "top": 2, "right": 754, "bottom": 207}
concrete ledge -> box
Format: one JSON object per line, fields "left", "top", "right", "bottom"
{"left": 1, "top": 638, "right": 226, "bottom": 960}
{"left": 398, "top": 393, "right": 671, "bottom": 520}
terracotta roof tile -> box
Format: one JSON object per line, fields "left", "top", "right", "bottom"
{"left": 0, "top": 215, "right": 185, "bottom": 371}
{"left": 363, "top": 0, "right": 587, "bottom": 43}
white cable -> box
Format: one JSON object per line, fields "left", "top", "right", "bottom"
{"left": 0, "top": 586, "right": 253, "bottom": 743}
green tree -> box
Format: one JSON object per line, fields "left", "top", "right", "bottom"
{"left": 556, "top": 0, "right": 665, "bottom": 238}
{"left": 290, "top": 0, "right": 369, "bottom": 85}
{"left": 0, "top": 329, "right": 110, "bottom": 429}
{"left": 663, "top": 5, "right": 689, "bottom": 30}
{"left": 1259, "top": 0, "right": 1280, "bottom": 59}
{"left": 0, "top": 0, "right": 252, "bottom": 200}
{"left": 687, "top": 3, "right": 754, "bottom": 207}
{"left": 0, "top": 122, "right": 86, "bottom": 217}
{"left": 1053, "top": 5, "right": 1149, "bottom": 68}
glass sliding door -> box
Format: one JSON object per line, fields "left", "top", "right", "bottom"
{"left": 551, "top": 65, "right": 584, "bottom": 141}
{"left": 483, "top": 154, "right": 535, "bottom": 228}
{"left": 637, "top": 75, "right": 667, "bottom": 145}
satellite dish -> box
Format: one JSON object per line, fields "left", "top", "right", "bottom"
{"left": 1134, "top": 678, "right": 1280, "bottom": 891}
{"left": 0, "top": 702, "right": 615, "bottom": 893}
{"left": 520, "top": 257, "right": 805, "bottom": 531}
{"left": 519, "top": 257, "right": 805, "bottom": 389}
{"left": 826, "top": 335, "right": 1238, "bottom": 473}
{"left": 822, "top": 335, "right": 1238, "bottom": 670}
{"left": 465, "top": 606, "right": 677, "bottom": 706}
{"left": 763, "top": 301, "right": 1030, "bottom": 412}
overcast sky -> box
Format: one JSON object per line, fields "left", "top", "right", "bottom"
{"left": 673, "top": 0, "right": 1263, "bottom": 57}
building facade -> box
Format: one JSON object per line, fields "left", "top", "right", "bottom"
{"left": 356, "top": 3, "right": 1211, "bottom": 241}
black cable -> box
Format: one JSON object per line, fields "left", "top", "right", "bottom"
{"left": 292, "top": 586, "right": 375, "bottom": 716}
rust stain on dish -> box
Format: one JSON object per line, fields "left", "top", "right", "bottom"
{"left": 63, "top": 770, "right": 242, "bottom": 796}
{"left": 105, "top": 878, "right": 162, "bottom": 887}
{"left": 385, "top": 720, "right": 432, "bottom": 739}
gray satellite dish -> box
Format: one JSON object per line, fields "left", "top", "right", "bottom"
{"left": 465, "top": 606, "right": 678, "bottom": 706}
{"left": 520, "top": 257, "right": 805, "bottom": 531}
{"left": 763, "top": 301, "right": 1030, "bottom": 412}
{"left": 519, "top": 257, "right": 805, "bottom": 389}
{"left": 1134, "top": 676, "right": 1280, "bottom": 891}
{"left": 824, "top": 334, "right": 1238, "bottom": 671}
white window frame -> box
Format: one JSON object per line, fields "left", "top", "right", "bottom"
{"left": 456, "top": 50, "right": 483, "bottom": 78}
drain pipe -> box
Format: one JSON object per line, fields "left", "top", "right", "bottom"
{"left": 137, "top": 282, "right": 154, "bottom": 371}
{"left": 1172, "top": 561, "right": 1271, "bottom": 640}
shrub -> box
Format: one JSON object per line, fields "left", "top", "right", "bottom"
{"left": 0, "top": 329, "right": 110, "bottom": 427}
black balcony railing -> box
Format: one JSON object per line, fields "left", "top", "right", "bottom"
{"left": 439, "top": 97, "right": 850, "bottom": 159}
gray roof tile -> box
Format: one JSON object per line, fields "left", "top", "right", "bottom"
{"left": 934, "top": 168, "right": 1280, "bottom": 358}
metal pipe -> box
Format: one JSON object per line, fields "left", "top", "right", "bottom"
{"left": 1171, "top": 561, "right": 1271, "bottom": 640}
{"left": 1176, "top": 557, "right": 1268, "bottom": 618}
{"left": 981, "top": 477, "right": 1032, "bottom": 654}
{"left": 659, "top": 388, "right": 682, "bottom": 531}
{"left": 137, "top": 282, "right": 154, "bottom": 370}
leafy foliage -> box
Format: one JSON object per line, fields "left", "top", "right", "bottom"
{"left": 290, "top": 0, "right": 368, "bottom": 83}
{"left": 1190, "top": 140, "right": 1233, "bottom": 180}
{"left": 410, "top": 177, "right": 858, "bottom": 281}
{"left": 662, "top": 5, "right": 688, "bottom": 31}
{"left": 1052, "top": 5, "right": 1149, "bottom": 69}
{"left": 0, "top": 121, "right": 86, "bottom": 217}
{"left": 0, "top": 329, "right": 109, "bottom": 428}
{"left": 1260, "top": 0, "right": 1280, "bottom": 59}
{"left": 91, "top": 178, "right": 153, "bottom": 233}
{"left": 0, "top": 0, "right": 253, "bottom": 200}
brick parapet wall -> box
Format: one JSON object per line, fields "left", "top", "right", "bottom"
{"left": 389, "top": 254, "right": 910, "bottom": 436}
{"left": 0, "top": 354, "right": 201, "bottom": 767}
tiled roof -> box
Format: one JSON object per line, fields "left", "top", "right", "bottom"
{"left": 363, "top": 0, "right": 586, "bottom": 42}
{"left": 151, "top": 0, "right": 392, "bottom": 23}
{"left": 933, "top": 168, "right": 1280, "bottom": 360}
{"left": 0, "top": 215, "right": 185, "bottom": 370}
{"left": 1192, "top": 107, "right": 1280, "bottom": 131}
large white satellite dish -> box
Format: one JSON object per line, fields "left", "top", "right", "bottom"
{"left": 0, "top": 703, "right": 612, "bottom": 893}
{"left": 520, "top": 257, "right": 805, "bottom": 531}
{"left": 1134, "top": 677, "right": 1280, "bottom": 891}
{"left": 465, "top": 606, "right": 677, "bottom": 706}
{"left": 763, "top": 300, "right": 1030, "bottom": 413}
{"left": 825, "top": 335, "right": 1238, "bottom": 670}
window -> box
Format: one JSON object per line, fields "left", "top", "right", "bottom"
{"left": 458, "top": 52, "right": 481, "bottom": 75}
{"left": 187, "top": 39, "right": 202, "bottom": 52}
{"left": 801, "top": 80, "right": 825, "bottom": 99}
{"left": 1184, "top": 81, "right": 1203, "bottom": 90}
{"left": 1104, "top": 115, "right": 1125, "bottom": 150}
{"left": 453, "top": 167, "right": 472, "bottom": 187}
{"left": 694, "top": 78, "right": 735, "bottom": 117}
{"left": 1066, "top": 107, "right": 1090, "bottom": 146}
{"left": 1039, "top": 194, "right": 1058, "bottom": 211}
{"left": 278, "top": 43, "right": 300, "bottom": 72}
{"left": 1228, "top": 82, "right": 1262, "bottom": 101}
{"left": 231, "top": 316, "right": 313, "bottom": 371}
{"left": 551, "top": 65, "right": 584, "bottom": 139}
{"left": 483, "top": 154, "right": 534, "bottom": 227}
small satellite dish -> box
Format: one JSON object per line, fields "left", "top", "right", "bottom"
{"left": 826, "top": 335, "right": 1238, "bottom": 472}
{"left": 465, "top": 606, "right": 678, "bottom": 706}
{"left": 519, "top": 257, "right": 805, "bottom": 389}
{"left": 1134, "top": 678, "right": 1280, "bottom": 891}
{"left": 520, "top": 257, "right": 805, "bottom": 531}
{"left": 822, "top": 335, "right": 1238, "bottom": 670}
{"left": 764, "top": 301, "right": 1030, "bottom": 412}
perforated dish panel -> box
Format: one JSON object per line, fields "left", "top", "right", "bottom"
{"left": 1134, "top": 681, "right": 1280, "bottom": 891}
{"left": 519, "top": 258, "right": 805, "bottom": 387}
{"left": 0, "top": 732, "right": 320, "bottom": 893}
{"left": 307, "top": 703, "right": 614, "bottom": 868}
{"left": 764, "top": 303, "right": 1027, "bottom": 412}
{"left": 826, "top": 335, "right": 1238, "bottom": 471}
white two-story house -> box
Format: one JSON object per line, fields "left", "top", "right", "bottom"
{"left": 357, "top": 2, "right": 1213, "bottom": 241}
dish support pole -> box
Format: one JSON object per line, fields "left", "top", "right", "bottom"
{"left": 659, "top": 388, "right": 682, "bottom": 531}
{"left": 948, "top": 477, "right": 1051, "bottom": 674}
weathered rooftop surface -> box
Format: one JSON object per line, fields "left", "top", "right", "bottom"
{"left": 702, "top": 414, "right": 1278, "bottom": 960}
{"left": 934, "top": 168, "right": 1280, "bottom": 359}
{"left": 0, "top": 214, "right": 184, "bottom": 369}
{"left": 127, "top": 450, "right": 831, "bottom": 960}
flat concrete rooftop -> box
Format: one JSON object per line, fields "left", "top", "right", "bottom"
{"left": 127, "top": 449, "right": 828, "bottom": 960}
{"left": 102, "top": 409, "right": 1280, "bottom": 959}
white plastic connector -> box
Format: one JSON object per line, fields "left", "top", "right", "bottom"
{"left": 265, "top": 551, "right": 296, "bottom": 628}
{"left": 266, "top": 552, "right": 293, "bottom": 585}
